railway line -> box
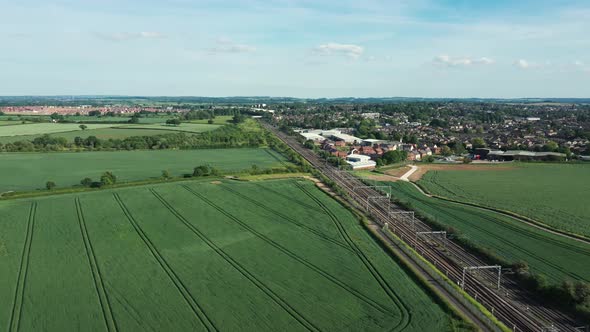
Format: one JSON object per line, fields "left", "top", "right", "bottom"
{"left": 264, "top": 123, "right": 585, "bottom": 332}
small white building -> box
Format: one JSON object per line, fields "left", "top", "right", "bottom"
{"left": 331, "top": 133, "right": 362, "bottom": 144}
{"left": 300, "top": 132, "right": 325, "bottom": 142}
{"left": 345, "top": 154, "right": 377, "bottom": 170}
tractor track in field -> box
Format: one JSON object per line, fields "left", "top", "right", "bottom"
{"left": 250, "top": 181, "right": 327, "bottom": 215}
{"left": 148, "top": 188, "right": 321, "bottom": 332}
{"left": 112, "top": 193, "right": 218, "bottom": 332}
{"left": 75, "top": 198, "right": 118, "bottom": 332}
{"left": 218, "top": 184, "right": 354, "bottom": 253}
{"left": 8, "top": 202, "right": 36, "bottom": 332}
{"left": 179, "top": 184, "right": 399, "bottom": 318}
{"left": 294, "top": 182, "right": 412, "bottom": 332}
{"left": 395, "top": 186, "right": 590, "bottom": 283}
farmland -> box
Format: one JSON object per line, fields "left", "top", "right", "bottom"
{"left": 373, "top": 180, "right": 590, "bottom": 285}
{"left": 0, "top": 122, "right": 221, "bottom": 144}
{"left": 0, "top": 123, "right": 116, "bottom": 137}
{"left": 417, "top": 163, "right": 590, "bottom": 237}
{"left": 0, "top": 179, "right": 459, "bottom": 331}
{"left": 0, "top": 148, "right": 288, "bottom": 192}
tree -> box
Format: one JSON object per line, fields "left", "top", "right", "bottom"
{"left": 471, "top": 137, "right": 486, "bottom": 149}
{"left": 161, "top": 170, "right": 171, "bottom": 179}
{"left": 166, "top": 118, "right": 181, "bottom": 126}
{"left": 250, "top": 164, "right": 260, "bottom": 175}
{"left": 512, "top": 261, "right": 529, "bottom": 275}
{"left": 100, "top": 172, "right": 117, "bottom": 186}
{"left": 80, "top": 177, "right": 93, "bottom": 187}
{"left": 79, "top": 124, "right": 88, "bottom": 131}
{"left": 46, "top": 181, "right": 56, "bottom": 190}
{"left": 441, "top": 145, "right": 452, "bottom": 156}
{"left": 422, "top": 155, "right": 435, "bottom": 163}
{"left": 128, "top": 114, "right": 140, "bottom": 123}
{"left": 232, "top": 113, "right": 245, "bottom": 124}
{"left": 382, "top": 150, "right": 408, "bottom": 165}
{"left": 207, "top": 119, "right": 214, "bottom": 124}
{"left": 88, "top": 110, "right": 101, "bottom": 116}
{"left": 542, "top": 141, "right": 559, "bottom": 152}
{"left": 193, "top": 165, "right": 210, "bottom": 177}
{"left": 303, "top": 140, "right": 315, "bottom": 149}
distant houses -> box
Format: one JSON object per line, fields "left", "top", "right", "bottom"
{"left": 297, "top": 128, "right": 442, "bottom": 169}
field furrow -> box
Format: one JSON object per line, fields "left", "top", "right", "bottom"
{"left": 8, "top": 202, "right": 36, "bottom": 332}
{"left": 74, "top": 198, "right": 118, "bottom": 332}
{"left": 218, "top": 183, "right": 353, "bottom": 252}
{"left": 149, "top": 188, "right": 321, "bottom": 332}
{"left": 294, "top": 182, "right": 412, "bottom": 331}
{"left": 112, "top": 193, "right": 217, "bottom": 332}
{"left": 180, "top": 184, "right": 401, "bottom": 317}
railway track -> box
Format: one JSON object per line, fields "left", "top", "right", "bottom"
{"left": 264, "top": 123, "right": 585, "bottom": 332}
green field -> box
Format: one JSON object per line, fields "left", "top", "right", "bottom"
{"left": 117, "top": 123, "right": 221, "bottom": 133}
{"left": 189, "top": 115, "right": 233, "bottom": 125}
{"left": 0, "top": 123, "right": 116, "bottom": 137}
{"left": 373, "top": 180, "right": 590, "bottom": 284}
{"left": 0, "top": 179, "right": 459, "bottom": 331}
{"left": 418, "top": 163, "right": 590, "bottom": 237}
{"left": 0, "top": 122, "right": 220, "bottom": 143}
{"left": 0, "top": 148, "right": 288, "bottom": 192}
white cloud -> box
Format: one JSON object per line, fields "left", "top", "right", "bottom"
{"left": 313, "top": 43, "right": 364, "bottom": 59}
{"left": 513, "top": 59, "right": 545, "bottom": 70}
{"left": 207, "top": 38, "right": 256, "bottom": 54}
{"left": 514, "top": 59, "right": 530, "bottom": 69}
{"left": 97, "top": 31, "right": 165, "bottom": 41}
{"left": 433, "top": 55, "right": 495, "bottom": 67}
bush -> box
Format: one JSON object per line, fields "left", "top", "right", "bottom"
{"left": 80, "top": 177, "right": 93, "bottom": 187}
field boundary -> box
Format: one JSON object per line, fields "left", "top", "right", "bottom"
{"left": 112, "top": 193, "right": 218, "bottom": 332}
{"left": 8, "top": 202, "right": 37, "bottom": 332}
{"left": 75, "top": 198, "right": 118, "bottom": 332}
{"left": 180, "top": 184, "right": 400, "bottom": 318}
{"left": 413, "top": 181, "right": 590, "bottom": 244}
{"left": 149, "top": 188, "right": 321, "bottom": 332}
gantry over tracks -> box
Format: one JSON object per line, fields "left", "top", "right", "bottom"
{"left": 263, "top": 123, "right": 585, "bottom": 332}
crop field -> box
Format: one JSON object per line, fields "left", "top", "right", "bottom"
{"left": 0, "top": 123, "right": 116, "bottom": 138}
{"left": 189, "top": 115, "right": 233, "bottom": 125}
{"left": 418, "top": 163, "right": 590, "bottom": 237}
{"left": 0, "top": 148, "right": 288, "bottom": 192}
{"left": 0, "top": 179, "right": 459, "bottom": 331}
{"left": 373, "top": 180, "right": 590, "bottom": 285}
{"left": 117, "top": 123, "right": 221, "bottom": 133}
{"left": 0, "top": 123, "right": 221, "bottom": 143}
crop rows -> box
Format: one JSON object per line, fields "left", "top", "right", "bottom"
{"left": 0, "top": 180, "right": 455, "bottom": 331}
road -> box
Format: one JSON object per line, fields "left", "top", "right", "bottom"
{"left": 399, "top": 165, "right": 418, "bottom": 182}
{"left": 263, "top": 122, "right": 584, "bottom": 332}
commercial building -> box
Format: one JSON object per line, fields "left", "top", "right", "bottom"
{"left": 345, "top": 154, "right": 377, "bottom": 170}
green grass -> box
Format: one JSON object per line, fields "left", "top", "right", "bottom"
{"left": 189, "top": 115, "right": 233, "bottom": 125}
{"left": 0, "top": 123, "right": 221, "bottom": 143}
{"left": 116, "top": 123, "right": 221, "bottom": 133}
{"left": 373, "top": 180, "right": 590, "bottom": 285}
{"left": 0, "top": 148, "right": 288, "bottom": 192}
{"left": 0, "top": 123, "right": 117, "bottom": 138}
{"left": 0, "top": 179, "right": 459, "bottom": 331}
{"left": 418, "top": 163, "right": 590, "bottom": 237}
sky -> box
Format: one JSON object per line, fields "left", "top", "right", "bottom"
{"left": 1, "top": 0, "right": 589, "bottom": 98}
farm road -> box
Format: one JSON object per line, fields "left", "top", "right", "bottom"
{"left": 399, "top": 165, "right": 418, "bottom": 182}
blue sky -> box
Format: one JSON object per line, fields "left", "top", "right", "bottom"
{"left": 1, "top": 0, "right": 589, "bottom": 97}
